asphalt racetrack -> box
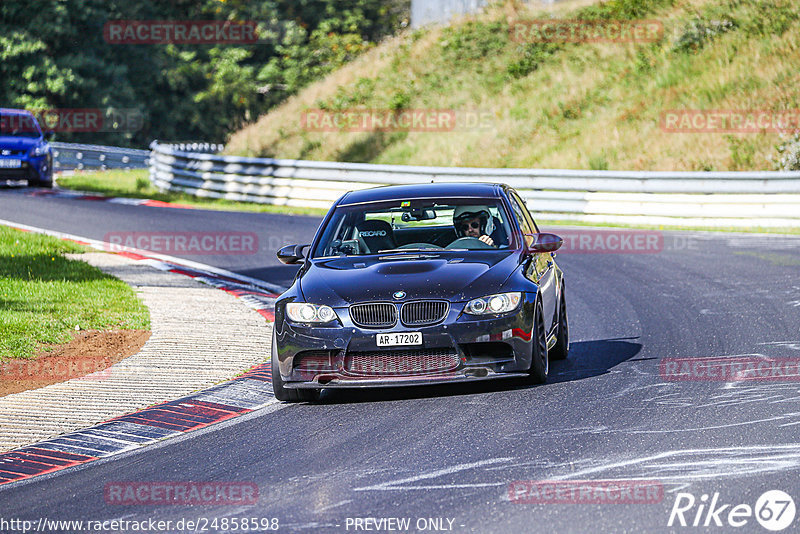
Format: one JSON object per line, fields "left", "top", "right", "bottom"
{"left": 1, "top": 187, "right": 800, "bottom": 533}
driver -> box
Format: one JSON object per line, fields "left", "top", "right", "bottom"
{"left": 453, "top": 205, "right": 495, "bottom": 247}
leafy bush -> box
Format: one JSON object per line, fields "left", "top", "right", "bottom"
{"left": 507, "top": 43, "right": 560, "bottom": 79}
{"left": 439, "top": 21, "right": 508, "bottom": 62}
{"left": 577, "top": 0, "right": 675, "bottom": 21}
{"left": 0, "top": 0, "right": 410, "bottom": 147}
{"left": 736, "top": 0, "right": 798, "bottom": 35}
{"left": 672, "top": 18, "right": 735, "bottom": 53}
{"left": 772, "top": 132, "right": 800, "bottom": 171}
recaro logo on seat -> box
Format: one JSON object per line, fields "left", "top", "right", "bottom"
{"left": 360, "top": 230, "right": 386, "bottom": 237}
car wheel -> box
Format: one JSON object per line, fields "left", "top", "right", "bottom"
{"left": 271, "top": 330, "right": 320, "bottom": 402}
{"left": 550, "top": 287, "right": 569, "bottom": 361}
{"left": 527, "top": 297, "right": 549, "bottom": 384}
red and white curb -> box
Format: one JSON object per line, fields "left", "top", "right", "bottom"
{"left": 27, "top": 188, "right": 197, "bottom": 210}
{"left": 0, "top": 220, "right": 288, "bottom": 487}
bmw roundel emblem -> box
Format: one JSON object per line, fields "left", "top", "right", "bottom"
{"left": 393, "top": 291, "right": 406, "bottom": 300}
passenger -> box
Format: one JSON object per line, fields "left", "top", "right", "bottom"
{"left": 453, "top": 206, "right": 496, "bottom": 247}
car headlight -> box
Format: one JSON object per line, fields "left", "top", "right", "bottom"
{"left": 30, "top": 144, "right": 50, "bottom": 157}
{"left": 286, "top": 302, "right": 338, "bottom": 323}
{"left": 464, "top": 292, "right": 522, "bottom": 315}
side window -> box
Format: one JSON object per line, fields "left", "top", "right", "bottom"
{"left": 512, "top": 192, "right": 539, "bottom": 233}
{"left": 508, "top": 194, "right": 534, "bottom": 247}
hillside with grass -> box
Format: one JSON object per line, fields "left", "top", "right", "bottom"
{"left": 226, "top": 0, "right": 800, "bottom": 171}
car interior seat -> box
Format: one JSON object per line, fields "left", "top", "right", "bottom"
{"left": 356, "top": 219, "right": 397, "bottom": 253}
{"left": 489, "top": 216, "right": 508, "bottom": 247}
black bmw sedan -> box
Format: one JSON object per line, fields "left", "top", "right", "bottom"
{"left": 272, "top": 182, "right": 568, "bottom": 401}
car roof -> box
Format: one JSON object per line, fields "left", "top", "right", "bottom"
{"left": 338, "top": 182, "right": 507, "bottom": 206}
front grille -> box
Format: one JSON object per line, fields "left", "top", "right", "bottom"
{"left": 350, "top": 302, "right": 397, "bottom": 328}
{"left": 400, "top": 300, "right": 449, "bottom": 326}
{"left": 344, "top": 348, "right": 460, "bottom": 376}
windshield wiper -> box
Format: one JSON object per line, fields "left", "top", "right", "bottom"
{"left": 378, "top": 252, "right": 441, "bottom": 261}
{"left": 377, "top": 248, "right": 442, "bottom": 253}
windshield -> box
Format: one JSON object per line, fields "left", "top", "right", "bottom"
{"left": 313, "top": 198, "right": 515, "bottom": 258}
{"left": 0, "top": 113, "right": 42, "bottom": 138}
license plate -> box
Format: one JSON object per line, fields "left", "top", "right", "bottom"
{"left": 0, "top": 159, "right": 21, "bottom": 168}
{"left": 376, "top": 332, "right": 422, "bottom": 347}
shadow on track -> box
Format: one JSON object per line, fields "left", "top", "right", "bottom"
{"left": 315, "top": 337, "right": 642, "bottom": 405}
{"left": 237, "top": 265, "right": 299, "bottom": 289}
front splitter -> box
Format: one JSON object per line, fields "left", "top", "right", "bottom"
{"left": 285, "top": 371, "right": 531, "bottom": 389}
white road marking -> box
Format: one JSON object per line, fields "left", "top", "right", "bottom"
{"left": 353, "top": 457, "right": 514, "bottom": 492}
{"left": 315, "top": 500, "right": 353, "bottom": 512}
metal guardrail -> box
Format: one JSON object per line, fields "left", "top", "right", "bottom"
{"left": 52, "top": 142, "right": 150, "bottom": 171}
{"left": 149, "top": 141, "right": 800, "bottom": 227}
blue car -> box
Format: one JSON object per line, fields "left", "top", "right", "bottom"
{"left": 0, "top": 108, "right": 54, "bottom": 188}
{"left": 272, "top": 182, "right": 568, "bottom": 401}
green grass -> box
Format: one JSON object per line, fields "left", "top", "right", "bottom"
{"left": 0, "top": 227, "right": 150, "bottom": 361}
{"left": 226, "top": 0, "right": 800, "bottom": 171}
{"left": 56, "top": 170, "right": 328, "bottom": 216}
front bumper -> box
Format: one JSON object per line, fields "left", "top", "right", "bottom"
{"left": 274, "top": 294, "right": 536, "bottom": 389}
{"left": 0, "top": 154, "right": 51, "bottom": 183}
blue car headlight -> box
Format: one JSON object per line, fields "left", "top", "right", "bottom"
{"left": 464, "top": 292, "right": 522, "bottom": 315}
{"left": 286, "top": 302, "right": 338, "bottom": 323}
{"left": 30, "top": 144, "right": 50, "bottom": 157}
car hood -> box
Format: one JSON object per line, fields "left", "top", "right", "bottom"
{"left": 0, "top": 136, "right": 41, "bottom": 151}
{"left": 299, "top": 252, "right": 520, "bottom": 306}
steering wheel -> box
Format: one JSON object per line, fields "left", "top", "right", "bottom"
{"left": 445, "top": 237, "right": 494, "bottom": 250}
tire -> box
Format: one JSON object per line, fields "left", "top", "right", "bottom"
{"left": 550, "top": 287, "right": 569, "bottom": 361}
{"left": 271, "top": 330, "right": 320, "bottom": 402}
{"left": 527, "top": 297, "right": 549, "bottom": 384}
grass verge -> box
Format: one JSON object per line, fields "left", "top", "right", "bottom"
{"left": 0, "top": 226, "right": 150, "bottom": 361}
{"left": 56, "top": 169, "right": 328, "bottom": 216}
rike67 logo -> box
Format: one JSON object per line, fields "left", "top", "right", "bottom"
{"left": 668, "top": 490, "right": 796, "bottom": 531}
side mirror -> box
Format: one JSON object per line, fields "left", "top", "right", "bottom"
{"left": 43, "top": 131, "right": 55, "bottom": 141}
{"left": 277, "top": 244, "right": 309, "bottom": 264}
{"left": 525, "top": 233, "right": 563, "bottom": 253}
